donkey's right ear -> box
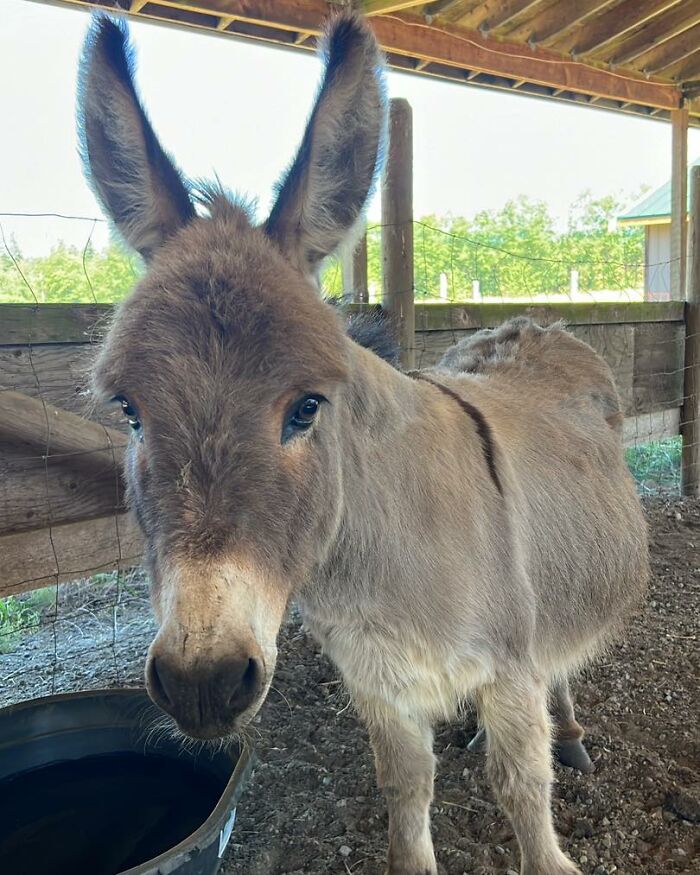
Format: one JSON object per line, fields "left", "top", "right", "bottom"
{"left": 77, "top": 16, "right": 194, "bottom": 260}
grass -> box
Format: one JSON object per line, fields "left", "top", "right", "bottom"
{"left": 0, "top": 591, "right": 49, "bottom": 653}
{"left": 626, "top": 436, "right": 681, "bottom": 495}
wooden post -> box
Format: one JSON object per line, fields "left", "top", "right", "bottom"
{"left": 382, "top": 98, "right": 415, "bottom": 369}
{"left": 353, "top": 232, "right": 369, "bottom": 303}
{"left": 681, "top": 165, "right": 700, "bottom": 496}
{"left": 670, "top": 106, "right": 688, "bottom": 301}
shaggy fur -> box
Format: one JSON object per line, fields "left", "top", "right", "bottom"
{"left": 78, "top": 13, "right": 648, "bottom": 875}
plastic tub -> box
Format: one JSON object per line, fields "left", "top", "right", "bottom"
{"left": 0, "top": 688, "right": 254, "bottom": 875}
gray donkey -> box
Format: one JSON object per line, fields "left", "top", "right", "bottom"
{"left": 78, "top": 12, "right": 648, "bottom": 875}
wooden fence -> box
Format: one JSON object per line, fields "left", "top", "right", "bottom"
{"left": 0, "top": 299, "right": 687, "bottom": 598}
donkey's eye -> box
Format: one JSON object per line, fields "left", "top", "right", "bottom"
{"left": 282, "top": 394, "right": 327, "bottom": 444}
{"left": 112, "top": 395, "right": 142, "bottom": 436}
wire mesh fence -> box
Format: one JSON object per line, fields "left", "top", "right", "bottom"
{"left": 0, "top": 210, "right": 695, "bottom": 707}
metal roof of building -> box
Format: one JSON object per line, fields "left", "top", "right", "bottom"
{"left": 619, "top": 156, "right": 700, "bottom": 224}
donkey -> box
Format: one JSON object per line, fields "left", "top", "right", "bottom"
{"left": 78, "top": 12, "right": 648, "bottom": 875}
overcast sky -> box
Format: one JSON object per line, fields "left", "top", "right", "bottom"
{"left": 3, "top": 0, "right": 700, "bottom": 255}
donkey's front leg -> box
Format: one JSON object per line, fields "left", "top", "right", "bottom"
{"left": 359, "top": 699, "right": 437, "bottom": 875}
{"left": 477, "top": 670, "right": 582, "bottom": 875}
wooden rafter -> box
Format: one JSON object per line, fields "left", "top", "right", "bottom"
{"left": 506, "top": 0, "right": 617, "bottom": 46}
{"left": 557, "top": 0, "right": 683, "bottom": 58}
{"left": 610, "top": 1, "right": 700, "bottom": 67}
{"left": 457, "top": 0, "right": 543, "bottom": 34}
{"left": 678, "top": 53, "right": 700, "bottom": 84}
{"left": 364, "top": 0, "right": 427, "bottom": 15}
{"left": 639, "top": 21, "right": 700, "bottom": 75}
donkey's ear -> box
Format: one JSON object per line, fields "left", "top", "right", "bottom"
{"left": 77, "top": 16, "right": 194, "bottom": 259}
{"left": 264, "top": 13, "right": 387, "bottom": 277}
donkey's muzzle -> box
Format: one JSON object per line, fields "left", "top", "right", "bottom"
{"left": 146, "top": 650, "right": 264, "bottom": 738}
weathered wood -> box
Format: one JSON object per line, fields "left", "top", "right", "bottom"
{"left": 352, "top": 233, "right": 369, "bottom": 304}
{"left": 681, "top": 165, "right": 700, "bottom": 495}
{"left": 633, "top": 321, "right": 685, "bottom": 413}
{"left": 0, "top": 304, "right": 112, "bottom": 346}
{"left": 642, "top": 21, "right": 700, "bottom": 75}
{"left": 0, "top": 390, "right": 126, "bottom": 467}
{"left": 370, "top": 13, "right": 680, "bottom": 110}
{"left": 670, "top": 105, "right": 689, "bottom": 302}
{"left": 415, "top": 320, "right": 684, "bottom": 419}
{"left": 409, "top": 301, "right": 684, "bottom": 332}
{"left": 0, "top": 448, "right": 126, "bottom": 537}
{"left": 611, "top": 3, "right": 700, "bottom": 67}
{"left": 364, "top": 0, "right": 426, "bottom": 14}
{"left": 0, "top": 343, "right": 126, "bottom": 432}
{"left": 0, "top": 513, "right": 143, "bottom": 598}
{"left": 382, "top": 98, "right": 415, "bottom": 369}
{"left": 623, "top": 408, "right": 680, "bottom": 447}
{"left": 555, "top": 0, "right": 681, "bottom": 58}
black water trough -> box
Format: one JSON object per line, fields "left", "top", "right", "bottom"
{"left": 0, "top": 689, "right": 253, "bottom": 875}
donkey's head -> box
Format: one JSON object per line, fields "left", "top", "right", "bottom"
{"left": 79, "top": 13, "right": 386, "bottom": 739}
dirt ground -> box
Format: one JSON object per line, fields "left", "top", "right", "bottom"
{"left": 1, "top": 498, "right": 698, "bottom": 875}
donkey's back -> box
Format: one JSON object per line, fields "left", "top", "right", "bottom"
{"left": 436, "top": 317, "right": 648, "bottom": 672}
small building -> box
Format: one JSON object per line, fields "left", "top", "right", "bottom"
{"left": 618, "top": 158, "right": 700, "bottom": 301}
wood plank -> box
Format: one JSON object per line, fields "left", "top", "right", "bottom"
{"left": 505, "top": 0, "right": 617, "bottom": 46}
{"left": 571, "top": 323, "right": 634, "bottom": 414}
{"left": 610, "top": 1, "right": 700, "bottom": 67}
{"left": 0, "top": 513, "right": 143, "bottom": 598}
{"left": 0, "top": 390, "right": 126, "bottom": 466}
{"left": 681, "top": 165, "right": 700, "bottom": 495}
{"left": 407, "top": 301, "right": 684, "bottom": 331}
{"left": 0, "top": 343, "right": 126, "bottom": 432}
{"left": 633, "top": 321, "right": 685, "bottom": 414}
{"left": 364, "top": 0, "right": 427, "bottom": 15}
{"left": 623, "top": 408, "right": 680, "bottom": 447}
{"left": 555, "top": 0, "right": 683, "bottom": 58}
{"left": 456, "top": 0, "right": 542, "bottom": 33}
{"left": 638, "top": 21, "right": 700, "bottom": 75}
{"left": 0, "top": 449, "right": 126, "bottom": 536}
{"left": 0, "top": 304, "right": 112, "bottom": 346}
{"left": 670, "top": 106, "right": 689, "bottom": 302}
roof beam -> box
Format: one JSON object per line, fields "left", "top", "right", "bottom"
{"left": 456, "top": 0, "right": 543, "bottom": 34}
{"left": 556, "top": 0, "right": 683, "bottom": 58}
{"left": 369, "top": 13, "right": 680, "bottom": 108}
{"left": 505, "top": 0, "right": 617, "bottom": 46}
{"left": 610, "top": 1, "right": 700, "bottom": 67}
{"left": 640, "top": 22, "right": 700, "bottom": 75}
{"left": 678, "top": 56, "right": 700, "bottom": 85}
{"left": 364, "top": 0, "right": 427, "bottom": 15}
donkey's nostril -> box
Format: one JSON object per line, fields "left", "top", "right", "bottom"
{"left": 227, "top": 657, "right": 263, "bottom": 712}
{"left": 147, "top": 656, "right": 174, "bottom": 711}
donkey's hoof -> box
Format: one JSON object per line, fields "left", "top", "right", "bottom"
{"left": 555, "top": 737, "right": 594, "bottom": 773}
{"left": 467, "top": 726, "right": 486, "bottom": 754}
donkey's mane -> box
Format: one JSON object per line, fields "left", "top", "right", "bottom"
{"left": 335, "top": 304, "right": 400, "bottom": 368}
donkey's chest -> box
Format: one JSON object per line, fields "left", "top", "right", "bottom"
{"left": 299, "top": 603, "right": 493, "bottom": 720}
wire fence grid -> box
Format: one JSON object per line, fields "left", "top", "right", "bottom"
{"left": 0, "top": 211, "right": 696, "bottom": 706}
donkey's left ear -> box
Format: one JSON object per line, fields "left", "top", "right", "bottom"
{"left": 77, "top": 16, "right": 195, "bottom": 260}
{"left": 264, "top": 13, "right": 387, "bottom": 277}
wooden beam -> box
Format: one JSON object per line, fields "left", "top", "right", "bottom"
{"left": 681, "top": 164, "right": 700, "bottom": 495}
{"left": 423, "top": 0, "right": 470, "bottom": 18}
{"left": 0, "top": 390, "right": 126, "bottom": 473}
{"left": 0, "top": 514, "right": 143, "bottom": 598}
{"left": 457, "top": 0, "right": 546, "bottom": 35}
{"left": 610, "top": 1, "right": 700, "bottom": 67}
{"left": 670, "top": 105, "right": 689, "bottom": 302}
{"left": 557, "top": 0, "right": 683, "bottom": 58}
{"left": 382, "top": 99, "right": 414, "bottom": 370}
{"left": 369, "top": 13, "right": 681, "bottom": 109}
{"left": 640, "top": 21, "right": 700, "bottom": 75}
{"left": 677, "top": 54, "right": 700, "bottom": 84}
{"left": 505, "top": 0, "right": 617, "bottom": 46}
{"left": 217, "top": 14, "right": 237, "bottom": 30}
{"left": 364, "top": 0, "right": 427, "bottom": 15}
{"left": 130, "top": 0, "right": 148, "bottom": 11}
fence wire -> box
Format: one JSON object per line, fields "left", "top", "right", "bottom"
{"left": 0, "top": 211, "right": 696, "bottom": 706}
